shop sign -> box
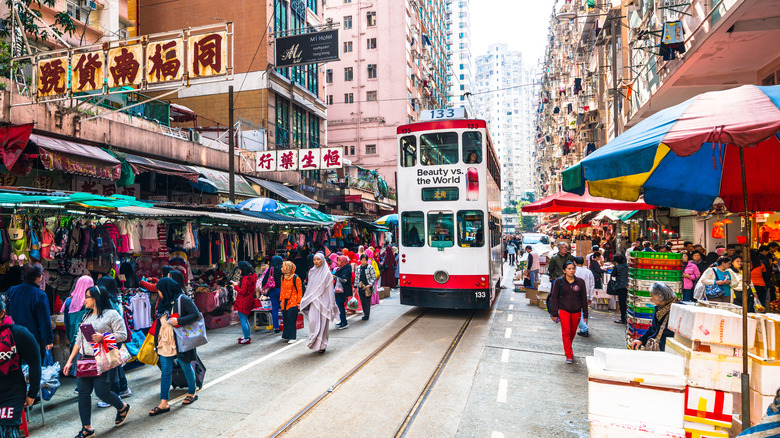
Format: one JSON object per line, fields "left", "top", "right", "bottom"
{"left": 73, "top": 176, "right": 140, "bottom": 198}
{"left": 0, "top": 172, "right": 65, "bottom": 190}
{"left": 256, "top": 148, "right": 343, "bottom": 172}
{"left": 71, "top": 52, "right": 104, "bottom": 93}
{"left": 362, "top": 201, "right": 377, "bottom": 213}
{"left": 274, "top": 29, "right": 339, "bottom": 68}
{"left": 36, "top": 57, "right": 68, "bottom": 97}
{"left": 188, "top": 32, "right": 227, "bottom": 78}
{"left": 146, "top": 39, "right": 184, "bottom": 84}
{"left": 107, "top": 45, "right": 143, "bottom": 88}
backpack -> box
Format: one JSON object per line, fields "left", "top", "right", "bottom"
{"left": 94, "top": 225, "right": 117, "bottom": 256}
{"left": 0, "top": 320, "right": 20, "bottom": 376}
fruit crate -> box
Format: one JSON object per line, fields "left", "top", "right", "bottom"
{"left": 629, "top": 251, "right": 683, "bottom": 260}
{"left": 630, "top": 289, "right": 683, "bottom": 299}
{"left": 628, "top": 303, "right": 655, "bottom": 317}
{"left": 630, "top": 268, "right": 683, "bottom": 281}
{"left": 629, "top": 295, "right": 655, "bottom": 308}
{"left": 630, "top": 260, "right": 683, "bottom": 270}
{"left": 630, "top": 279, "right": 682, "bottom": 294}
{"left": 628, "top": 314, "right": 653, "bottom": 327}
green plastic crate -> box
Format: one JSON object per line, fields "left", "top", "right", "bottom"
{"left": 630, "top": 268, "right": 683, "bottom": 281}
{"left": 628, "top": 303, "right": 655, "bottom": 314}
{"left": 629, "top": 289, "right": 652, "bottom": 297}
{"left": 629, "top": 251, "right": 683, "bottom": 260}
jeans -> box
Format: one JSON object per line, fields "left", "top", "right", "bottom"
{"left": 508, "top": 253, "right": 516, "bottom": 265}
{"left": 616, "top": 288, "right": 628, "bottom": 321}
{"left": 683, "top": 288, "right": 693, "bottom": 302}
{"left": 77, "top": 373, "right": 123, "bottom": 426}
{"left": 578, "top": 309, "right": 589, "bottom": 333}
{"left": 529, "top": 270, "right": 539, "bottom": 286}
{"left": 159, "top": 355, "right": 196, "bottom": 400}
{"left": 267, "top": 287, "right": 281, "bottom": 330}
{"left": 335, "top": 293, "right": 348, "bottom": 326}
{"left": 111, "top": 364, "right": 128, "bottom": 394}
{"left": 558, "top": 309, "right": 581, "bottom": 360}
{"left": 238, "top": 312, "right": 251, "bottom": 339}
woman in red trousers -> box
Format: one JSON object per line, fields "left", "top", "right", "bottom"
{"left": 549, "top": 261, "right": 588, "bottom": 364}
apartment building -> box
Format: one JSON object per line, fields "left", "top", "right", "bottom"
{"left": 447, "top": 0, "right": 473, "bottom": 113}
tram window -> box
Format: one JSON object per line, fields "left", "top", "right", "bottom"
{"left": 402, "top": 211, "right": 425, "bottom": 247}
{"left": 427, "top": 211, "right": 454, "bottom": 248}
{"left": 420, "top": 132, "right": 459, "bottom": 166}
{"left": 457, "top": 210, "right": 484, "bottom": 247}
{"left": 462, "top": 131, "right": 483, "bottom": 164}
{"left": 400, "top": 135, "right": 417, "bottom": 167}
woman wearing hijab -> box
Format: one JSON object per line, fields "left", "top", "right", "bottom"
{"left": 233, "top": 261, "right": 258, "bottom": 345}
{"left": 95, "top": 276, "right": 132, "bottom": 404}
{"left": 333, "top": 255, "right": 352, "bottom": 329}
{"left": 149, "top": 278, "right": 202, "bottom": 415}
{"left": 381, "top": 243, "right": 397, "bottom": 289}
{"left": 63, "top": 275, "right": 94, "bottom": 348}
{"left": 260, "top": 255, "right": 284, "bottom": 333}
{"left": 280, "top": 261, "right": 303, "bottom": 343}
{"left": 328, "top": 253, "right": 339, "bottom": 271}
{"left": 300, "top": 253, "right": 339, "bottom": 353}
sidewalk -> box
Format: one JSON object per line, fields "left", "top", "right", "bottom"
{"left": 454, "top": 264, "right": 627, "bottom": 437}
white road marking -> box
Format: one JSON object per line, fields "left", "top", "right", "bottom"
{"left": 497, "top": 379, "right": 508, "bottom": 403}
{"left": 510, "top": 297, "right": 514, "bottom": 302}
{"left": 504, "top": 328, "right": 512, "bottom": 338}
{"left": 491, "top": 432, "right": 505, "bottom": 438}
{"left": 501, "top": 348, "right": 510, "bottom": 363}
{"left": 508, "top": 304, "right": 514, "bottom": 310}
{"left": 507, "top": 314, "right": 513, "bottom": 322}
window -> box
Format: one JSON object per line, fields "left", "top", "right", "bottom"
{"left": 367, "top": 38, "right": 377, "bottom": 49}
{"left": 402, "top": 212, "right": 425, "bottom": 247}
{"left": 428, "top": 211, "right": 454, "bottom": 248}
{"left": 350, "top": 145, "right": 355, "bottom": 155}
{"left": 344, "top": 15, "right": 352, "bottom": 29}
{"left": 366, "top": 90, "right": 377, "bottom": 101}
{"left": 400, "top": 135, "right": 416, "bottom": 167}
{"left": 291, "top": 104, "right": 306, "bottom": 149}
{"left": 420, "top": 132, "right": 459, "bottom": 166}
{"left": 458, "top": 211, "right": 485, "bottom": 247}
{"left": 307, "top": 0, "right": 317, "bottom": 13}
{"left": 344, "top": 67, "right": 353, "bottom": 81}
{"left": 327, "top": 95, "right": 333, "bottom": 105}
{"left": 422, "top": 187, "right": 458, "bottom": 202}
{"left": 463, "top": 131, "right": 483, "bottom": 164}
{"left": 366, "top": 10, "right": 376, "bottom": 26}
{"left": 343, "top": 41, "right": 353, "bottom": 53}
{"left": 275, "top": 95, "right": 290, "bottom": 149}
{"left": 326, "top": 69, "right": 333, "bottom": 83}
{"left": 367, "top": 64, "right": 377, "bottom": 79}
{"left": 344, "top": 93, "right": 354, "bottom": 103}
{"left": 365, "top": 144, "right": 377, "bottom": 154}
{"left": 274, "top": 0, "right": 288, "bottom": 34}
{"left": 344, "top": 0, "right": 351, "bottom": 3}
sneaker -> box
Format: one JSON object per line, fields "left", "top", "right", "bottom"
{"left": 239, "top": 338, "right": 251, "bottom": 344}
{"left": 614, "top": 319, "right": 627, "bottom": 324}
{"left": 287, "top": 339, "right": 296, "bottom": 344}
{"left": 337, "top": 323, "right": 349, "bottom": 330}
{"left": 98, "top": 400, "right": 115, "bottom": 408}
{"left": 565, "top": 358, "right": 574, "bottom": 364}
{"left": 577, "top": 331, "right": 589, "bottom": 337}
{"left": 119, "top": 389, "right": 132, "bottom": 398}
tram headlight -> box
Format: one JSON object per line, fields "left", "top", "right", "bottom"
{"left": 433, "top": 270, "right": 449, "bottom": 284}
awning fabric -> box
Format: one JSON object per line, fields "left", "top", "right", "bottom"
{"left": 245, "top": 176, "right": 318, "bottom": 206}
{"left": 238, "top": 209, "right": 323, "bottom": 225}
{"left": 188, "top": 166, "right": 258, "bottom": 197}
{"left": 125, "top": 154, "right": 200, "bottom": 182}
{"left": 117, "top": 206, "right": 300, "bottom": 225}
{"left": 0, "top": 191, "right": 152, "bottom": 208}
{"left": 521, "top": 190, "right": 655, "bottom": 213}
{"left": 618, "top": 210, "right": 640, "bottom": 221}
{"left": 0, "top": 123, "right": 34, "bottom": 170}
{"left": 30, "top": 134, "right": 121, "bottom": 180}
{"left": 276, "top": 204, "right": 340, "bottom": 225}
{"left": 593, "top": 210, "right": 621, "bottom": 222}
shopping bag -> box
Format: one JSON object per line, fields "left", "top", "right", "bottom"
{"left": 92, "top": 333, "right": 129, "bottom": 375}
{"left": 124, "top": 330, "right": 145, "bottom": 356}
{"left": 347, "top": 295, "right": 359, "bottom": 311}
{"left": 137, "top": 333, "right": 159, "bottom": 366}
{"left": 172, "top": 297, "right": 208, "bottom": 352}
{"left": 40, "top": 350, "right": 61, "bottom": 401}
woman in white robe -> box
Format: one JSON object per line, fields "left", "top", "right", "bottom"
{"left": 300, "top": 253, "right": 339, "bottom": 353}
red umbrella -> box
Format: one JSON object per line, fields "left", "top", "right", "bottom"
{"left": 521, "top": 190, "right": 655, "bottom": 213}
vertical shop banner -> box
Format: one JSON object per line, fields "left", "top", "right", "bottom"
{"left": 146, "top": 39, "right": 184, "bottom": 84}
{"left": 107, "top": 45, "right": 143, "bottom": 88}
{"left": 274, "top": 30, "right": 339, "bottom": 68}
{"left": 36, "top": 57, "right": 69, "bottom": 97}
{"left": 71, "top": 52, "right": 105, "bottom": 93}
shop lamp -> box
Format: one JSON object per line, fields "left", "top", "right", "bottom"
{"left": 713, "top": 221, "right": 725, "bottom": 227}
{"left": 722, "top": 218, "right": 733, "bottom": 224}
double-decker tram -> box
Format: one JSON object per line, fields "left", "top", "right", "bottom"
{"left": 396, "top": 108, "right": 502, "bottom": 309}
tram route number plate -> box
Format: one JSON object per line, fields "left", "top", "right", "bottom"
{"left": 420, "top": 107, "right": 466, "bottom": 121}
{"left": 476, "top": 291, "right": 486, "bottom": 299}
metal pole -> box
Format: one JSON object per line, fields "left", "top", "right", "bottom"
{"left": 739, "top": 145, "right": 750, "bottom": 425}
{"left": 610, "top": 13, "right": 623, "bottom": 256}
{"left": 229, "top": 85, "right": 235, "bottom": 203}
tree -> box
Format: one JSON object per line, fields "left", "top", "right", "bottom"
{"left": 516, "top": 201, "right": 537, "bottom": 233}
{"left": 1, "top": 0, "right": 76, "bottom": 52}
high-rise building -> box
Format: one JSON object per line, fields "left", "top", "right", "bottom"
{"left": 473, "top": 44, "right": 537, "bottom": 209}
{"left": 447, "top": 0, "right": 473, "bottom": 113}
{"left": 324, "top": 0, "right": 450, "bottom": 188}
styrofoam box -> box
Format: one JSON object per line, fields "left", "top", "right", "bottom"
{"left": 666, "top": 338, "right": 742, "bottom": 393}
{"left": 749, "top": 353, "right": 780, "bottom": 396}
{"left": 673, "top": 333, "right": 743, "bottom": 357}
{"left": 594, "top": 347, "right": 685, "bottom": 376}
{"left": 668, "top": 304, "right": 756, "bottom": 349}
{"left": 587, "top": 356, "right": 686, "bottom": 429}
{"left": 733, "top": 388, "right": 775, "bottom": 426}
{"left": 589, "top": 414, "right": 685, "bottom": 438}
{"left": 684, "top": 421, "right": 729, "bottom": 438}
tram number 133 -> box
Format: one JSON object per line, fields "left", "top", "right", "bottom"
{"left": 475, "top": 291, "right": 487, "bottom": 299}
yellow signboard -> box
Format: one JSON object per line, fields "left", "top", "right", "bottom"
{"left": 37, "top": 57, "right": 68, "bottom": 97}
{"left": 107, "top": 45, "right": 143, "bottom": 88}
{"left": 188, "top": 31, "right": 228, "bottom": 78}
{"left": 71, "top": 52, "right": 104, "bottom": 93}
{"left": 146, "top": 38, "right": 184, "bottom": 84}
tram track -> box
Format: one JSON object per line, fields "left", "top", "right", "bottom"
{"left": 267, "top": 309, "right": 476, "bottom": 438}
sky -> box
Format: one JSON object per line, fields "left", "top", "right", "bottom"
{"left": 470, "top": 0, "right": 557, "bottom": 68}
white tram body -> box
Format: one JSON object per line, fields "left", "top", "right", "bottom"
{"left": 396, "top": 109, "right": 502, "bottom": 309}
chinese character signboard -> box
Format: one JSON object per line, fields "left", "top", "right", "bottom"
{"left": 255, "top": 148, "right": 343, "bottom": 172}
{"left": 275, "top": 29, "right": 339, "bottom": 68}
{"left": 146, "top": 39, "right": 184, "bottom": 83}
{"left": 71, "top": 52, "right": 104, "bottom": 93}
{"left": 37, "top": 57, "right": 68, "bottom": 97}
{"left": 107, "top": 45, "right": 143, "bottom": 88}
{"left": 189, "top": 32, "right": 227, "bottom": 78}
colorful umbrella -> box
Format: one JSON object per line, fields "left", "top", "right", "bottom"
{"left": 374, "top": 213, "right": 398, "bottom": 225}
{"left": 521, "top": 190, "right": 654, "bottom": 213}
{"left": 562, "top": 84, "right": 780, "bottom": 212}
{"left": 236, "top": 197, "right": 280, "bottom": 212}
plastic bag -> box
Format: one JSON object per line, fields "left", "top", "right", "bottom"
{"left": 40, "top": 350, "right": 61, "bottom": 401}
{"left": 347, "top": 296, "right": 359, "bottom": 311}
{"left": 93, "top": 334, "right": 130, "bottom": 375}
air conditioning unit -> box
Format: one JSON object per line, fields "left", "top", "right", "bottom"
{"left": 87, "top": 0, "right": 98, "bottom": 10}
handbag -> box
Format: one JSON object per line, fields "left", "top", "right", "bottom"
{"left": 92, "top": 333, "right": 129, "bottom": 375}
{"left": 76, "top": 356, "right": 99, "bottom": 377}
{"left": 172, "top": 296, "right": 208, "bottom": 352}
{"left": 606, "top": 277, "right": 618, "bottom": 295}
{"left": 642, "top": 311, "right": 670, "bottom": 351}
{"left": 7, "top": 215, "right": 24, "bottom": 241}
{"left": 704, "top": 268, "right": 725, "bottom": 299}
{"left": 137, "top": 333, "right": 159, "bottom": 365}
{"left": 264, "top": 267, "right": 276, "bottom": 288}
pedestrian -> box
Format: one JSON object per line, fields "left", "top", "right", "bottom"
{"left": 300, "top": 253, "right": 340, "bottom": 353}
{"left": 547, "top": 243, "right": 573, "bottom": 280}
{"left": 381, "top": 243, "right": 397, "bottom": 289}
{"left": 692, "top": 250, "right": 708, "bottom": 278}
{"left": 280, "top": 261, "right": 303, "bottom": 343}
{"left": 63, "top": 285, "right": 131, "bottom": 437}
{"left": 682, "top": 252, "right": 701, "bottom": 302}
{"left": 149, "top": 278, "right": 201, "bottom": 416}
{"left": 333, "top": 255, "right": 352, "bottom": 329}
{"left": 356, "top": 254, "right": 378, "bottom": 321}
{"left": 589, "top": 251, "right": 605, "bottom": 290}
{"left": 610, "top": 254, "right": 630, "bottom": 324}
{"left": 95, "top": 276, "right": 132, "bottom": 404}
{"left": 507, "top": 241, "right": 517, "bottom": 265}
{"left": 574, "top": 257, "right": 595, "bottom": 338}
{"left": 625, "top": 240, "right": 641, "bottom": 260}
{"left": 525, "top": 245, "right": 540, "bottom": 286}
{"left": 585, "top": 244, "right": 599, "bottom": 267}
{"left": 631, "top": 283, "right": 677, "bottom": 351}
{"left": 233, "top": 261, "right": 258, "bottom": 345}
{"left": 6, "top": 263, "right": 53, "bottom": 361}
{"left": 549, "top": 262, "right": 588, "bottom": 363}
{"left": 730, "top": 255, "right": 746, "bottom": 306}
{"left": 642, "top": 241, "right": 655, "bottom": 252}
{"left": 751, "top": 249, "right": 769, "bottom": 307}
{"left": 260, "top": 255, "right": 284, "bottom": 333}
{"left": 0, "top": 297, "right": 41, "bottom": 438}
{"left": 63, "top": 275, "right": 94, "bottom": 349}
{"left": 696, "top": 256, "right": 732, "bottom": 303}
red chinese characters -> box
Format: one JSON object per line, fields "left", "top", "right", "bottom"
{"left": 108, "top": 46, "right": 142, "bottom": 87}
{"left": 321, "top": 148, "right": 343, "bottom": 169}
{"left": 299, "top": 150, "right": 319, "bottom": 169}
{"left": 278, "top": 150, "right": 298, "bottom": 170}
{"left": 37, "top": 58, "right": 68, "bottom": 97}
{"left": 72, "top": 52, "right": 104, "bottom": 92}
{"left": 256, "top": 152, "right": 276, "bottom": 171}
{"left": 190, "top": 32, "right": 226, "bottom": 77}
{"left": 147, "top": 39, "right": 183, "bottom": 83}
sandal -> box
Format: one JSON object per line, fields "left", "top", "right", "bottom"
{"left": 75, "top": 426, "right": 95, "bottom": 438}
{"left": 148, "top": 406, "right": 170, "bottom": 416}
{"left": 115, "top": 404, "right": 131, "bottom": 426}
{"left": 182, "top": 395, "right": 198, "bottom": 405}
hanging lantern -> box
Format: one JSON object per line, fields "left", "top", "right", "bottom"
{"left": 722, "top": 218, "right": 733, "bottom": 224}
{"left": 713, "top": 221, "right": 725, "bottom": 227}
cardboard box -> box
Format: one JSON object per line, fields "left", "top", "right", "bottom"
{"left": 537, "top": 291, "right": 549, "bottom": 309}
{"left": 674, "top": 333, "right": 743, "bottom": 357}
{"left": 593, "top": 347, "right": 684, "bottom": 376}
{"left": 668, "top": 304, "right": 756, "bottom": 349}
{"left": 748, "top": 353, "right": 780, "bottom": 396}
{"left": 525, "top": 288, "right": 538, "bottom": 303}
{"left": 666, "top": 338, "right": 743, "bottom": 393}
{"left": 752, "top": 314, "right": 779, "bottom": 359}
{"left": 684, "top": 387, "right": 733, "bottom": 428}
{"left": 589, "top": 415, "right": 685, "bottom": 438}
{"left": 205, "top": 313, "right": 230, "bottom": 330}
{"left": 378, "top": 287, "right": 391, "bottom": 299}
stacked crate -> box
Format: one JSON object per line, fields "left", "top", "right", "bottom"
{"left": 626, "top": 251, "right": 683, "bottom": 347}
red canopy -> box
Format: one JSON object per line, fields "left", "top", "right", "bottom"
{"left": 521, "top": 191, "right": 655, "bottom": 213}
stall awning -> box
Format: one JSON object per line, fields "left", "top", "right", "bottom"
{"left": 593, "top": 210, "right": 621, "bottom": 222}
{"left": 117, "top": 206, "right": 300, "bottom": 225}
{"left": 188, "top": 166, "right": 258, "bottom": 197}
{"left": 618, "top": 210, "right": 640, "bottom": 221}
{"left": 30, "top": 134, "right": 121, "bottom": 180}
{"left": 521, "top": 190, "right": 654, "bottom": 213}
{"left": 125, "top": 154, "right": 200, "bottom": 182}
{"left": 245, "top": 176, "right": 318, "bottom": 206}
{"left": 238, "top": 210, "right": 323, "bottom": 226}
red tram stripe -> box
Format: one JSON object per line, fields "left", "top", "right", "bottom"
{"left": 398, "top": 273, "right": 490, "bottom": 289}
{"left": 397, "top": 119, "right": 487, "bottom": 134}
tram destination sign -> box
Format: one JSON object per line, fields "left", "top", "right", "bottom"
{"left": 275, "top": 30, "right": 339, "bottom": 68}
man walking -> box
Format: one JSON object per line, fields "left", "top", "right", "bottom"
{"left": 507, "top": 241, "right": 517, "bottom": 266}
{"left": 574, "top": 257, "right": 595, "bottom": 337}
{"left": 548, "top": 243, "right": 573, "bottom": 280}
{"left": 525, "top": 246, "right": 540, "bottom": 286}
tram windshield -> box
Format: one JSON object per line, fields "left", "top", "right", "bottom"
{"left": 428, "top": 211, "right": 454, "bottom": 247}
{"left": 458, "top": 210, "right": 485, "bottom": 247}
{"left": 462, "top": 132, "right": 483, "bottom": 164}
{"left": 420, "top": 132, "right": 458, "bottom": 166}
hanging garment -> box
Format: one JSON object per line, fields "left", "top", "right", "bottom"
{"left": 129, "top": 293, "right": 152, "bottom": 330}
{"left": 140, "top": 220, "right": 160, "bottom": 252}
{"left": 573, "top": 78, "right": 582, "bottom": 94}
{"left": 662, "top": 21, "right": 684, "bottom": 44}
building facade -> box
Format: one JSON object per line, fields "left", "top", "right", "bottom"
{"left": 447, "top": 0, "right": 473, "bottom": 113}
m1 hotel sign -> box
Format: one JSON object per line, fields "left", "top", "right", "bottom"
{"left": 27, "top": 23, "right": 233, "bottom": 103}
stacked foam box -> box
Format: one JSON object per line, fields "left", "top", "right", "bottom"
{"left": 683, "top": 386, "right": 733, "bottom": 437}
{"left": 743, "top": 314, "right": 780, "bottom": 426}
{"left": 627, "top": 251, "right": 684, "bottom": 347}
{"left": 588, "top": 348, "right": 687, "bottom": 437}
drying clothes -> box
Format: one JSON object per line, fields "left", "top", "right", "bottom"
{"left": 573, "top": 78, "right": 582, "bottom": 94}
{"left": 140, "top": 220, "right": 160, "bottom": 252}
{"left": 129, "top": 293, "right": 152, "bottom": 330}
{"left": 663, "top": 21, "right": 684, "bottom": 44}
{"left": 660, "top": 42, "right": 686, "bottom": 61}
{"left": 586, "top": 142, "right": 597, "bottom": 156}
{"left": 567, "top": 103, "right": 573, "bottom": 114}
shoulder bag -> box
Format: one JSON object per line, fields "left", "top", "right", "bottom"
{"left": 642, "top": 311, "right": 670, "bottom": 351}
{"left": 264, "top": 267, "right": 276, "bottom": 288}
{"left": 606, "top": 276, "right": 618, "bottom": 295}
{"left": 704, "top": 268, "right": 725, "bottom": 299}
{"left": 172, "top": 296, "right": 208, "bottom": 352}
